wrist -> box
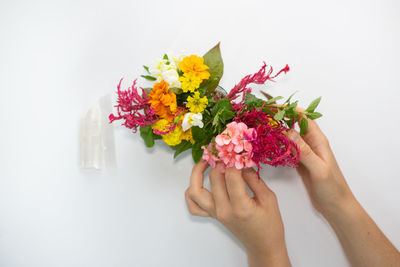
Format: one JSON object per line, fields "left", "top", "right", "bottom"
{"left": 316, "top": 184, "right": 358, "bottom": 221}
{"left": 247, "top": 246, "right": 291, "bottom": 267}
{"left": 321, "top": 195, "right": 363, "bottom": 227}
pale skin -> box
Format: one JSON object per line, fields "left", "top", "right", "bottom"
{"left": 185, "top": 117, "right": 400, "bottom": 267}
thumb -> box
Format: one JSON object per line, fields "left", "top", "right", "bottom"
{"left": 287, "top": 130, "right": 324, "bottom": 174}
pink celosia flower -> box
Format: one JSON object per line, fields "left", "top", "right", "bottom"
{"left": 109, "top": 79, "right": 157, "bottom": 132}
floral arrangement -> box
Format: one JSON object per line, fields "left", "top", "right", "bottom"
{"left": 109, "top": 43, "right": 322, "bottom": 175}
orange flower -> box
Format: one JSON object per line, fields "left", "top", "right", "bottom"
{"left": 179, "top": 55, "right": 210, "bottom": 80}
{"left": 148, "top": 81, "right": 177, "bottom": 122}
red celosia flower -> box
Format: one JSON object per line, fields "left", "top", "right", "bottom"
{"left": 227, "top": 63, "right": 290, "bottom": 111}
{"left": 234, "top": 107, "right": 300, "bottom": 177}
{"left": 109, "top": 78, "right": 158, "bottom": 132}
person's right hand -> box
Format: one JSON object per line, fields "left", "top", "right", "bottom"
{"left": 287, "top": 116, "right": 400, "bottom": 267}
{"left": 286, "top": 117, "right": 357, "bottom": 218}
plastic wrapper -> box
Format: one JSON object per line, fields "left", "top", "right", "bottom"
{"left": 79, "top": 94, "right": 116, "bottom": 169}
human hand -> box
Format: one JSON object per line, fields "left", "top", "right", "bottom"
{"left": 286, "top": 116, "right": 357, "bottom": 218}
{"left": 185, "top": 161, "right": 291, "bottom": 267}
{"left": 287, "top": 115, "right": 400, "bottom": 267}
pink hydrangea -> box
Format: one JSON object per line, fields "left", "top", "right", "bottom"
{"left": 202, "top": 122, "right": 256, "bottom": 170}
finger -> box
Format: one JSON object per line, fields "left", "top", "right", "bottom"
{"left": 190, "top": 160, "right": 210, "bottom": 189}
{"left": 224, "top": 167, "right": 251, "bottom": 208}
{"left": 188, "top": 190, "right": 215, "bottom": 216}
{"left": 291, "top": 109, "right": 331, "bottom": 161}
{"left": 209, "top": 163, "right": 230, "bottom": 209}
{"left": 188, "top": 160, "right": 215, "bottom": 215}
{"left": 301, "top": 119, "right": 332, "bottom": 161}
{"left": 287, "top": 129, "right": 325, "bottom": 175}
{"left": 242, "top": 168, "right": 271, "bottom": 204}
{"left": 185, "top": 190, "right": 209, "bottom": 217}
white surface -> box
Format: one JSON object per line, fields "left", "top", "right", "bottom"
{"left": 0, "top": 0, "right": 399, "bottom": 266}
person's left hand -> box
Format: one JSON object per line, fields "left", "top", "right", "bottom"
{"left": 185, "top": 161, "right": 291, "bottom": 267}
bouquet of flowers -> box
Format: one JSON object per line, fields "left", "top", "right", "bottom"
{"left": 109, "top": 43, "right": 322, "bottom": 175}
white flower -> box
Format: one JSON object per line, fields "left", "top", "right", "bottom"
{"left": 168, "top": 53, "right": 185, "bottom": 67}
{"left": 161, "top": 69, "right": 180, "bottom": 88}
{"left": 182, "top": 113, "right": 204, "bottom": 132}
{"left": 148, "top": 53, "right": 186, "bottom": 88}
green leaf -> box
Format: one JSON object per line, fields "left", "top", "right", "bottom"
{"left": 306, "top": 112, "right": 323, "bottom": 120}
{"left": 211, "top": 98, "right": 232, "bottom": 115}
{"left": 191, "top": 126, "right": 206, "bottom": 142}
{"left": 139, "top": 125, "right": 155, "bottom": 147}
{"left": 153, "top": 134, "right": 162, "bottom": 140}
{"left": 285, "top": 91, "right": 298, "bottom": 104}
{"left": 260, "top": 91, "right": 273, "bottom": 100}
{"left": 173, "top": 141, "right": 192, "bottom": 158}
{"left": 285, "top": 108, "right": 298, "bottom": 118}
{"left": 192, "top": 143, "right": 204, "bottom": 163}
{"left": 244, "top": 93, "right": 263, "bottom": 107}
{"left": 200, "top": 43, "right": 224, "bottom": 95}
{"left": 263, "top": 107, "right": 275, "bottom": 116}
{"left": 286, "top": 119, "right": 294, "bottom": 129}
{"left": 265, "top": 96, "right": 284, "bottom": 105}
{"left": 306, "top": 97, "right": 321, "bottom": 113}
{"left": 212, "top": 113, "right": 220, "bottom": 126}
{"left": 244, "top": 93, "right": 258, "bottom": 104}
{"left": 216, "top": 98, "right": 232, "bottom": 109}
{"left": 141, "top": 75, "right": 157, "bottom": 81}
{"left": 300, "top": 118, "right": 309, "bottom": 136}
{"left": 163, "top": 54, "right": 169, "bottom": 60}
{"left": 288, "top": 100, "right": 298, "bottom": 109}
{"left": 170, "top": 87, "right": 183, "bottom": 95}
{"left": 143, "top": 65, "right": 150, "bottom": 73}
{"left": 174, "top": 113, "right": 183, "bottom": 124}
{"left": 219, "top": 109, "right": 234, "bottom": 122}
{"left": 274, "top": 109, "right": 286, "bottom": 121}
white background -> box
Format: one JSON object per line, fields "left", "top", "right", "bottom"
{"left": 1, "top": 0, "right": 399, "bottom": 266}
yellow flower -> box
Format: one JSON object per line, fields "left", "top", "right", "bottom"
{"left": 152, "top": 119, "right": 182, "bottom": 146}
{"left": 179, "top": 72, "right": 202, "bottom": 93}
{"left": 179, "top": 55, "right": 210, "bottom": 80}
{"left": 181, "top": 128, "right": 194, "bottom": 144}
{"left": 163, "top": 127, "right": 183, "bottom": 146}
{"left": 186, "top": 91, "right": 208, "bottom": 113}
{"left": 269, "top": 118, "right": 278, "bottom": 126}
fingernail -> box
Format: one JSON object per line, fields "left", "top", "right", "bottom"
{"left": 219, "top": 163, "right": 226, "bottom": 173}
